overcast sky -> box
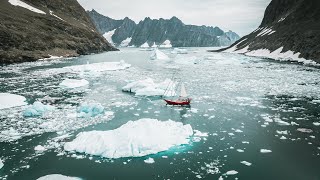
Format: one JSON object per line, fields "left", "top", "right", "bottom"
{"left": 78, "top": 0, "right": 272, "bottom": 36}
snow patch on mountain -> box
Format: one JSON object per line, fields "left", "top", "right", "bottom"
{"left": 103, "top": 29, "right": 116, "bottom": 46}
{"left": 8, "top": 0, "right": 46, "bottom": 14}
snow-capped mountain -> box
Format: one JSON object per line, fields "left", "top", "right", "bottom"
{"left": 88, "top": 10, "right": 240, "bottom": 48}
{"left": 218, "top": 0, "right": 320, "bottom": 63}
{"left": 0, "top": 0, "right": 116, "bottom": 63}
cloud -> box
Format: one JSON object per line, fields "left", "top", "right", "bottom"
{"left": 78, "top": 0, "right": 271, "bottom": 36}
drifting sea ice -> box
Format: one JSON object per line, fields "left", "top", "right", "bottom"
{"left": 63, "top": 61, "right": 131, "bottom": 74}
{"left": 23, "top": 102, "right": 55, "bottom": 117}
{"left": 171, "top": 48, "right": 188, "bottom": 54}
{"left": 59, "top": 79, "right": 89, "bottom": 89}
{"left": 122, "top": 78, "right": 175, "bottom": 97}
{"left": 64, "top": 119, "right": 194, "bottom": 158}
{"left": 0, "top": 159, "right": 3, "bottom": 169}
{"left": 77, "top": 103, "right": 105, "bottom": 118}
{"left": 0, "top": 93, "right": 27, "bottom": 110}
{"left": 144, "top": 157, "right": 155, "bottom": 164}
{"left": 150, "top": 48, "right": 170, "bottom": 60}
{"left": 37, "top": 174, "right": 81, "bottom": 180}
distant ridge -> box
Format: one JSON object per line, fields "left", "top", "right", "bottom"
{"left": 88, "top": 9, "right": 240, "bottom": 47}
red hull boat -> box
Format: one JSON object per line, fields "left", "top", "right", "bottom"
{"left": 164, "top": 98, "right": 191, "bottom": 106}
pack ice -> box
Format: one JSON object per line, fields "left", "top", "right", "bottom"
{"left": 0, "top": 93, "right": 27, "bottom": 110}
{"left": 122, "top": 78, "right": 175, "bottom": 97}
{"left": 23, "top": 102, "right": 55, "bottom": 117}
{"left": 64, "top": 119, "right": 193, "bottom": 158}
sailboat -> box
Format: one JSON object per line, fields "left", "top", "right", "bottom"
{"left": 163, "top": 82, "right": 191, "bottom": 106}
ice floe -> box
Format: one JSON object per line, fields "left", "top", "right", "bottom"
{"left": 297, "top": 128, "right": 313, "bottom": 133}
{"left": 77, "top": 103, "right": 105, "bottom": 118}
{"left": 34, "top": 145, "right": 46, "bottom": 152}
{"left": 225, "top": 170, "right": 238, "bottom": 175}
{"left": 64, "top": 119, "right": 193, "bottom": 158}
{"left": 23, "top": 102, "right": 55, "bottom": 117}
{"left": 171, "top": 48, "right": 188, "bottom": 54}
{"left": 59, "top": 79, "right": 89, "bottom": 89}
{"left": 150, "top": 48, "right": 170, "bottom": 60}
{"left": 0, "top": 159, "right": 3, "bottom": 169}
{"left": 122, "top": 78, "right": 175, "bottom": 97}
{"left": 37, "top": 174, "right": 81, "bottom": 180}
{"left": 240, "top": 161, "right": 252, "bottom": 166}
{"left": 144, "top": 157, "right": 155, "bottom": 164}
{"left": 313, "top": 122, "right": 320, "bottom": 126}
{"left": 260, "top": 149, "right": 272, "bottom": 153}
{"left": 0, "top": 93, "right": 27, "bottom": 110}
{"left": 9, "top": 0, "right": 46, "bottom": 14}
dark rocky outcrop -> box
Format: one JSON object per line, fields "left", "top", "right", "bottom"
{"left": 88, "top": 10, "right": 240, "bottom": 47}
{"left": 0, "top": 0, "right": 117, "bottom": 64}
{"left": 216, "top": 0, "right": 320, "bottom": 63}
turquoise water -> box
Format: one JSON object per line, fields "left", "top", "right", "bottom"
{"left": 0, "top": 48, "right": 320, "bottom": 180}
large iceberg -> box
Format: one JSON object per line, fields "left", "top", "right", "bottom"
{"left": 0, "top": 93, "right": 27, "bottom": 110}
{"left": 64, "top": 119, "right": 193, "bottom": 158}
{"left": 23, "top": 102, "right": 55, "bottom": 117}
{"left": 63, "top": 60, "right": 131, "bottom": 73}
{"left": 150, "top": 48, "right": 169, "bottom": 60}
{"left": 77, "top": 103, "right": 105, "bottom": 118}
{"left": 37, "top": 174, "right": 81, "bottom": 180}
{"left": 122, "top": 78, "right": 175, "bottom": 97}
{"left": 59, "top": 79, "right": 89, "bottom": 89}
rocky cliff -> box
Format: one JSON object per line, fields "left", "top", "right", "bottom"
{"left": 0, "top": 0, "right": 117, "bottom": 63}
{"left": 88, "top": 10, "right": 240, "bottom": 48}
{"left": 217, "top": 0, "right": 320, "bottom": 63}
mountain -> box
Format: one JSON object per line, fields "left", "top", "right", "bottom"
{"left": 0, "top": 0, "right": 117, "bottom": 63}
{"left": 88, "top": 10, "right": 240, "bottom": 48}
{"left": 217, "top": 0, "right": 320, "bottom": 63}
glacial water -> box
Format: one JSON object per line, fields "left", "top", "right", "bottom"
{"left": 0, "top": 48, "right": 320, "bottom": 180}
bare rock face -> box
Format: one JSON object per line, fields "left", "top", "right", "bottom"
{"left": 0, "top": 0, "right": 117, "bottom": 63}
{"left": 217, "top": 0, "right": 320, "bottom": 63}
{"left": 88, "top": 10, "right": 240, "bottom": 48}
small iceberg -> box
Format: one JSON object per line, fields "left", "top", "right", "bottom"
{"left": 150, "top": 48, "right": 169, "bottom": 60}
{"left": 23, "top": 102, "right": 55, "bottom": 117}
{"left": 0, "top": 159, "right": 3, "bottom": 169}
{"left": 140, "top": 42, "right": 150, "bottom": 48}
{"left": 77, "top": 103, "right": 105, "bottom": 118}
{"left": 0, "top": 93, "right": 27, "bottom": 110}
{"left": 122, "top": 78, "right": 175, "bottom": 97}
{"left": 159, "top": 40, "right": 172, "bottom": 48}
{"left": 59, "top": 79, "right": 89, "bottom": 89}
{"left": 64, "top": 118, "right": 193, "bottom": 158}
{"left": 37, "top": 174, "right": 81, "bottom": 180}
{"left": 34, "top": 145, "right": 46, "bottom": 152}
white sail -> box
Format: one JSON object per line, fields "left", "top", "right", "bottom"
{"left": 180, "top": 83, "right": 188, "bottom": 97}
